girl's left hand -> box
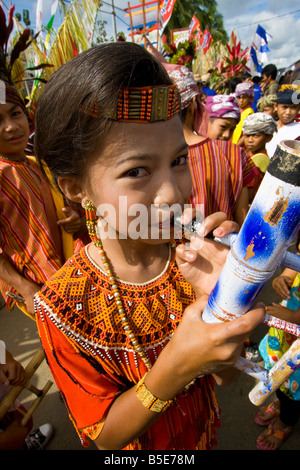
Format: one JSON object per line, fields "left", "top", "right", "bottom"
{"left": 176, "top": 211, "right": 239, "bottom": 298}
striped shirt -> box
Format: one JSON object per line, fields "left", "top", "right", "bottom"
{"left": 188, "top": 138, "right": 257, "bottom": 220}
{"left": 0, "top": 157, "right": 64, "bottom": 310}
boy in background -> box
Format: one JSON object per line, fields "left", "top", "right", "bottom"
{"left": 242, "top": 113, "right": 277, "bottom": 202}
{"left": 257, "top": 94, "right": 277, "bottom": 120}
{"left": 266, "top": 85, "right": 300, "bottom": 158}
{"left": 232, "top": 82, "right": 254, "bottom": 145}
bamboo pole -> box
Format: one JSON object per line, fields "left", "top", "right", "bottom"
{"left": 128, "top": 2, "right": 134, "bottom": 42}
{"left": 0, "top": 350, "right": 53, "bottom": 425}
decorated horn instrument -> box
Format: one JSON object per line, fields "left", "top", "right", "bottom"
{"left": 201, "top": 140, "right": 300, "bottom": 405}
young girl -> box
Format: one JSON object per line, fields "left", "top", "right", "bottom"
{"left": 33, "top": 42, "right": 264, "bottom": 450}
{"left": 0, "top": 83, "right": 86, "bottom": 319}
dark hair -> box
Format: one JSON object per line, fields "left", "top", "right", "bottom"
{"left": 262, "top": 64, "right": 277, "bottom": 80}
{"left": 229, "top": 77, "right": 242, "bottom": 93}
{"left": 252, "top": 76, "right": 261, "bottom": 84}
{"left": 4, "top": 82, "right": 27, "bottom": 115}
{"left": 34, "top": 42, "right": 172, "bottom": 185}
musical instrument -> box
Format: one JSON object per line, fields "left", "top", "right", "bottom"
{"left": 0, "top": 350, "right": 53, "bottom": 425}
{"left": 200, "top": 139, "right": 300, "bottom": 405}
{"left": 175, "top": 139, "right": 300, "bottom": 406}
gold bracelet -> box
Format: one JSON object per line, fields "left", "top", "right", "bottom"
{"left": 136, "top": 373, "right": 173, "bottom": 413}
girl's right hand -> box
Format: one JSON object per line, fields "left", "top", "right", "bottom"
{"left": 146, "top": 297, "right": 265, "bottom": 401}
{"left": 272, "top": 275, "right": 293, "bottom": 300}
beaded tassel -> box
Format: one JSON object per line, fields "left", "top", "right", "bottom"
{"left": 84, "top": 200, "right": 152, "bottom": 371}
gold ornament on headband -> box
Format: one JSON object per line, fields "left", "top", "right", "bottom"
{"left": 85, "top": 85, "right": 181, "bottom": 123}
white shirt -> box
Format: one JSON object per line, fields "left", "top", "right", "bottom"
{"left": 266, "top": 121, "right": 300, "bottom": 158}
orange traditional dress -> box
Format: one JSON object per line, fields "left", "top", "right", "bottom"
{"left": 0, "top": 156, "right": 64, "bottom": 315}
{"left": 0, "top": 156, "right": 89, "bottom": 318}
{"left": 35, "top": 243, "right": 220, "bottom": 450}
{"left": 188, "top": 139, "right": 258, "bottom": 219}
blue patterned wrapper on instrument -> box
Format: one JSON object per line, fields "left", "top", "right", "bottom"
{"left": 203, "top": 140, "right": 300, "bottom": 324}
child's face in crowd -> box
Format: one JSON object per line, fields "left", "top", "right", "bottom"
{"left": 244, "top": 132, "right": 272, "bottom": 154}
{"left": 0, "top": 103, "right": 29, "bottom": 159}
{"left": 275, "top": 104, "right": 300, "bottom": 126}
{"left": 207, "top": 117, "right": 237, "bottom": 141}
{"left": 60, "top": 115, "right": 192, "bottom": 243}
{"left": 237, "top": 94, "right": 252, "bottom": 110}
{"left": 263, "top": 106, "right": 276, "bottom": 119}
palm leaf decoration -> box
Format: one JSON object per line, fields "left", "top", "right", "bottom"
{"left": 29, "top": 0, "right": 99, "bottom": 112}
{"left": 0, "top": 3, "right": 43, "bottom": 85}
{"left": 1, "top": 1, "right": 99, "bottom": 116}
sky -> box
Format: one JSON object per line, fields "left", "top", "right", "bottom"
{"left": 4, "top": 0, "right": 300, "bottom": 71}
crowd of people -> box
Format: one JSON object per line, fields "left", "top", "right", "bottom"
{"left": 0, "top": 41, "right": 299, "bottom": 452}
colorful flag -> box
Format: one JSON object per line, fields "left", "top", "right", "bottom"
{"left": 35, "top": 0, "right": 43, "bottom": 34}
{"left": 252, "top": 25, "right": 271, "bottom": 65}
{"left": 200, "top": 28, "right": 212, "bottom": 54}
{"left": 45, "top": 0, "right": 59, "bottom": 49}
{"left": 195, "top": 28, "right": 203, "bottom": 49}
{"left": 47, "top": 0, "right": 59, "bottom": 30}
{"left": 159, "top": 0, "right": 176, "bottom": 33}
{"left": 249, "top": 24, "right": 272, "bottom": 74}
{"left": 249, "top": 46, "right": 262, "bottom": 74}
{"left": 189, "top": 14, "right": 200, "bottom": 35}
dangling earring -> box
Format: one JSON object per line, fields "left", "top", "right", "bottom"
{"left": 84, "top": 200, "right": 101, "bottom": 248}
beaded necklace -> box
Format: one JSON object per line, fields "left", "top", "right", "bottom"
{"left": 85, "top": 200, "right": 152, "bottom": 370}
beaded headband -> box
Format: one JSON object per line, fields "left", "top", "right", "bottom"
{"left": 85, "top": 85, "right": 181, "bottom": 123}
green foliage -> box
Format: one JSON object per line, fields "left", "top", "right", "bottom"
{"left": 163, "top": 36, "right": 197, "bottom": 69}
{"left": 210, "top": 33, "right": 250, "bottom": 93}
{"left": 165, "top": 0, "right": 228, "bottom": 44}
{"left": 0, "top": 3, "right": 51, "bottom": 85}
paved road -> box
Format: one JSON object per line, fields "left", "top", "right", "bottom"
{"left": 1, "top": 271, "right": 299, "bottom": 451}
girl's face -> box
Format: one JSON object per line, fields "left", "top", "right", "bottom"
{"left": 0, "top": 102, "right": 29, "bottom": 159}
{"left": 207, "top": 117, "right": 238, "bottom": 141}
{"left": 67, "top": 115, "right": 192, "bottom": 243}
{"left": 275, "top": 104, "right": 300, "bottom": 126}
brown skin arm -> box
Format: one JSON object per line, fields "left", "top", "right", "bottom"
{"left": 0, "top": 414, "right": 32, "bottom": 450}
{"left": 0, "top": 254, "right": 40, "bottom": 317}
{"left": 94, "top": 298, "right": 264, "bottom": 450}
{"left": 93, "top": 213, "right": 264, "bottom": 449}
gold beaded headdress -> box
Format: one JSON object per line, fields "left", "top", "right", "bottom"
{"left": 85, "top": 84, "right": 181, "bottom": 123}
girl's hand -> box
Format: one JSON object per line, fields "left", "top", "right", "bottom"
{"left": 147, "top": 297, "right": 265, "bottom": 399}
{"left": 272, "top": 276, "right": 293, "bottom": 300}
{"left": 176, "top": 212, "right": 239, "bottom": 297}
